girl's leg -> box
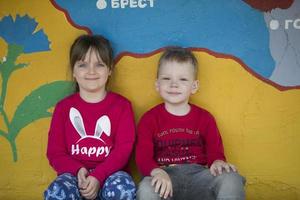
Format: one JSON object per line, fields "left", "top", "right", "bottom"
{"left": 44, "top": 173, "right": 81, "bottom": 200}
{"left": 101, "top": 171, "right": 136, "bottom": 200}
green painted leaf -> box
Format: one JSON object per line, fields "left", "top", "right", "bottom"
{"left": 9, "top": 81, "right": 74, "bottom": 140}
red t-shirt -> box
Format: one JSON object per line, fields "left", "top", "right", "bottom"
{"left": 47, "top": 92, "right": 135, "bottom": 186}
{"left": 136, "top": 103, "right": 225, "bottom": 176}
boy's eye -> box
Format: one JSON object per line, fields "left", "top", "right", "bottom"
{"left": 161, "top": 77, "right": 170, "bottom": 80}
{"left": 180, "top": 78, "right": 188, "bottom": 81}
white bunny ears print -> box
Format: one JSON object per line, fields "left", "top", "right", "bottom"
{"left": 69, "top": 107, "right": 111, "bottom": 143}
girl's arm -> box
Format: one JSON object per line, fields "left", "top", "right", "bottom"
{"left": 47, "top": 102, "right": 84, "bottom": 176}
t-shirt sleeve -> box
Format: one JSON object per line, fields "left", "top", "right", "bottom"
{"left": 90, "top": 101, "right": 135, "bottom": 186}
{"left": 204, "top": 113, "right": 226, "bottom": 166}
{"left": 46, "top": 102, "right": 84, "bottom": 176}
{"left": 135, "top": 112, "right": 159, "bottom": 176}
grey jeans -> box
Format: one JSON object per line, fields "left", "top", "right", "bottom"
{"left": 137, "top": 164, "right": 245, "bottom": 200}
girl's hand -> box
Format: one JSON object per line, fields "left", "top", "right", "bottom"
{"left": 77, "top": 167, "right": 89, "bottom": 190}
{"left": 210, "top": 160, "right": 237, "bottom": 176}
{"left": 80, "top": 176, "right": 100, "bottom": 200}
{"left": 150, "top": 168, "right": 173, "bottom": 199}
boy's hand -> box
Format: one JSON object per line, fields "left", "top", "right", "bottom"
{"left": 77, "top": 167, "right": 89, "bottom": 190}
{"left": 210, "top": 160, "right": 237, "bottom": 176}
{"left": 150, "top": 168, "right": 173, "bottom": 199}
{"left": 79, "top": 176, "right": 100, "bottom": 200}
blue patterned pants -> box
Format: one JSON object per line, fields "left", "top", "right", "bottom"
{"left": 44, "top": 171, "right": 136, "bottom": 200}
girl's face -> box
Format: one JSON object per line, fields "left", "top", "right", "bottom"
{"left": 156, "top": 60, "right": 198, "bottom": 107}
{"left": 73, "top": 48, "right": 111, "bottom": 96}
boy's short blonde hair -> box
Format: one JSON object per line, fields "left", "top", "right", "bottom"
{"left": 157, "top": 47, "right": 198, "bottom": 79}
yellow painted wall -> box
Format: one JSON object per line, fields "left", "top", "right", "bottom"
{"left": 1, "top": 1, "right": 300, "bottom": 199}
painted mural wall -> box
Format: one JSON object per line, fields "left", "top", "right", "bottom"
{"left": 0, "top": 0, "right": 300, "bottom": 199}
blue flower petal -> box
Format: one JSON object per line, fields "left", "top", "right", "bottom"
{"left": 0, "top": 14, "right": 50, "bottom": 54}
{"left": 23, "top": 29, "right": 51, "bottom": 53}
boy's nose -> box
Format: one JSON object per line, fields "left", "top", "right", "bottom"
{"left": 170, "top": 80, "right": 178, "bottom": 87}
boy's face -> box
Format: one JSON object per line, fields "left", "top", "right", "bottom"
{"left": 156, "top": 60, "right": 198, "bottom": 106}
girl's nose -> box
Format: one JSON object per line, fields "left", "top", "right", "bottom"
{"left": 88, "top": 65, "right": 96, "bottom": 74}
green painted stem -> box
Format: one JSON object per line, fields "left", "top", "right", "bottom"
{"left": 9, "top": 140, "right": 18, "bottom": 162}
{"left": 0, "top": 76, "right": 10, "bottom": 129}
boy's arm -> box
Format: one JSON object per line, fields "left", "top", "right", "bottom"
{"left": 135, "top": 113, "right": 160, "bottom": 176}
{"left": 204, "top": 113, "right": 226, "bottom": 166}
{"left": 47, "top": 103, "right": 84, "bottom": 176}
{"left": 90, "top": 101, "right": 135, "bottom": 186}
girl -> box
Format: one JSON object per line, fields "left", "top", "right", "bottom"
{"left": 44, "top": 35, "right": 136, "bottom": 200}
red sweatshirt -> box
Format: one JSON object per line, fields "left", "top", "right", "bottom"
{"left": 47, "top": 92, "right": 135, "bottom": 186}
{"left": 136, "top": 103, "right": 225, "bottom": 176}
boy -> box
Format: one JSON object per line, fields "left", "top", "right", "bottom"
{"left": 135, "top": 47, "right": 245, "bottom": 200}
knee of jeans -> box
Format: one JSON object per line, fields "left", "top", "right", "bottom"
{"left": 136, "top": 177, "right": 160, "bottom": 200}
{"left": 216, "top": 172, "right": 245, "bottom": 189}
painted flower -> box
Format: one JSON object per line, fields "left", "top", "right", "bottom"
{"left": 0, "top": 14, "right": 50, "bottom": 53}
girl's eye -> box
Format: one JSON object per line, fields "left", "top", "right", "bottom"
{"left": 78, "top": 63, "right": 86, "bottom": 68}
{"left": 161, "top": 77, "right": 170, "bottom": 80}
{"left": 180, "top": 78, "right": 188, "bottom": 81}
{"left": 96, "top": 63, "right": 105, "bottom": 67}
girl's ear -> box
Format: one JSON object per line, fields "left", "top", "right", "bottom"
{"left": 191, "top": 80, "right": 199, "bottom": 94}
{"left": 155, "top": 79, "right": 159, "bottom": 92}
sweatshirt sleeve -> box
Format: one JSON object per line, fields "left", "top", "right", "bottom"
{"left": 204, "top": 113, "right": 226, "bottom": 166}
{"left": 90, "top": 101, "right": 135, "bottom": 186}
{"left": 135, "top": 112, "right": 160, "bottom": 176}
{"left": 47, "top": 102, "right": 84, "bottom": 176}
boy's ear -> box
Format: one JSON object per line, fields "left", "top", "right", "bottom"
{"left": 191, "top": 80, "right": 199, "bottom": 94}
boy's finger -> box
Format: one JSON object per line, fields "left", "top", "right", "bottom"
{"left": 210, "top": 166, "right": 216, "bottom": 176}
{"left": 230, "top": 164, "right": 237, "bottom": 172}
{"left": 164, "top": 183, "right": 171, "bottom": 199}
{"left": 224, "top": 164, "right": 231, "bottom": 173}
{"left": 154, "top": 180, "right": 162, "bottom": 193}
{"left": 159, "top": 182, "right": 166, "bottom": 197}
{"left": 217, "top": 165, "right": 223, "bottom": 175}
{"left": 151, "top": 177, "right": 157, "bottom": 186}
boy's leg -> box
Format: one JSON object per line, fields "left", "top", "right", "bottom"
{"left": 101, "top": 171, "right": 136, "bottom": 200}
{"left": 136, "top": 166, "right": 188, "bottom": 200}
{"left": 44, "top": 173, "right": 81, "bottom": 200}
{"left": 136, "top": 177, "right": 166, "bottom": 200}
{"left": 187, "top": 164, "right": 246, "bottom": 200}
{"left": 137, "top": 176, "right": 175, "bottom": 200}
